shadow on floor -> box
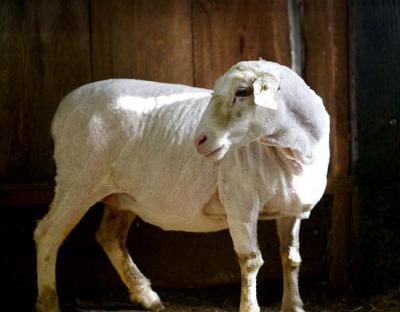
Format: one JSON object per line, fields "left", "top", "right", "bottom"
{"left": 9, "top": 278, "right": 399, "bottom": 311}
{"left": 62, "top": 281, "right": 400, "bottom": 312}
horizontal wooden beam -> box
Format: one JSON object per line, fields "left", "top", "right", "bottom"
{"left": 0, "top": 176, "right": 352, "bottom": 206}
{"left": 0, "top": 183, "right": 54, "bottom": 206}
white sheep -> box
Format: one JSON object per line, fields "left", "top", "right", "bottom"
{"left": 34, "top": 60, "right": 329, "bottom": 312}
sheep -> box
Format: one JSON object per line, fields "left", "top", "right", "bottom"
{"left": 34, "top": 60, "right": 330, "bottom": 312}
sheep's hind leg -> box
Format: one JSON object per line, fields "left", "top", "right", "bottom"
{"left": 96, "top": 201, "right": 164, "bottom": 311}
{"left": 34, "top": 190, "right": 100, "bottom": 312}
{"left": 276, "top": 217, "right": 305, "bottom": 312}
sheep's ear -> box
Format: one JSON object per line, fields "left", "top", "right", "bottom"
{"left": 252, "top": 71, "right": 280, "bottom": 110}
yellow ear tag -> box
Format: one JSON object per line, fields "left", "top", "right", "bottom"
{"left": 253, "top": 79, "right": 278, "bottom": 110}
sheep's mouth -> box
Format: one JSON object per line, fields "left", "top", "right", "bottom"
{"left": 204, "top": 145, "right": 224, "bottom": 158}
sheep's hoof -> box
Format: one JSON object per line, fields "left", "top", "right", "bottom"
{"left": 36, "top": 303, "right": 61, "bottom": 312}
{"left": 130, "top": 288, "right": 164, "bottom": 311}
{"left": 36, "top": 286, "right": 60, "bottom": 312}
{"left": 147, "top": 299, "right": 165, "bottom": 311}
{"left": 240, "top": 304, "right": 260, "bottom": 312}
{"left": 281, "top": 306, "right": 305, "bottom": 312}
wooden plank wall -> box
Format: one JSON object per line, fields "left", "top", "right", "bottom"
{"left": 192, "top": 0, "right": 290, "bottom": 87}
{"left": 0, "top": 0, "right": 292, "bottom": 182}
{"left": 0, "top": 0, "right": 350, "bottom": 291}
{"left": 0, "top": 0, "right": 92, "bottom": 182}
{"left": 91, "top": 0, "right": 194, "bottom": 84}
{"left": 303, "top": 0, "right": 350, "bottom": 290}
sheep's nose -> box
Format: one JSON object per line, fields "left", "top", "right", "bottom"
{"left": 194, "top": 134, "right": 208, "bottom": 148}
{"left": 194, "top": 128, "right": 217, "bottom": 155}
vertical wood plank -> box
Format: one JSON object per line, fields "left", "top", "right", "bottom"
{"left": 303, "top": 0, "right": 350, "bottom": 290}
{"left": 303, "top": 0, "right": 350, "bottom": 178}
{"left": 329, "top": 193, "right": 350, "bottom": 289}
{"left": 0, "top": 0, "right": 92, "bottom": 182}
{"left": 90, "top": 0, "right": 193, "bottom": 84}
{"left": 192, "top": 0, "right": 291, "bottom": 89}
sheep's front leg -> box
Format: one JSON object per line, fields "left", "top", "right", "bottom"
{"left": 276, "top": 217, "right": 305, "bottom": 312}
{"left": 226, "top": 200, "right": 263, "bottom": 312}
{"left": 228, "top": 219, "right": 263, "bottom": 312}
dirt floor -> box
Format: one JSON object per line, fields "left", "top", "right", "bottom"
{"left": 70, "top": 284, "right": 400, "bottom": 312}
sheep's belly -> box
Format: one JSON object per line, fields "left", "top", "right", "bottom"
{"left": 133, "top": 204, "right": 229, "bottom": 232}
{"left": 115, "top": 192, "right": 228, "bottom": 233}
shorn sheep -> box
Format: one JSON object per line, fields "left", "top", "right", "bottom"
{"left": 34, "top": 60, "right": 330, "bottom": 312}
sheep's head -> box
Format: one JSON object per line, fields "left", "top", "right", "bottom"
{"left": 194, "top": 61, "right": 281, "bottom": 161}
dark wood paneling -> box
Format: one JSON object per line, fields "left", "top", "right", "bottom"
{"left": 350, "top": 0, "right": 400, "bottom": 294}
{"left": 192, "top": 0, "right": 291, "bottom": 88}
{"left": 90, "top": 0, "right": 193, "bottom": 84}
{"left": 0, "top": 0, "right": 92, "bottom": 183}
{"left": 303, "top": 0, "right": 350, "bottom": 290}
{"left": 303, "top": 0, "right": 350, "bottom": 177}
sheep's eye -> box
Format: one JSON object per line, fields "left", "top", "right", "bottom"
{"left": 235, "top": 86, "right": 253, "bottom": 97}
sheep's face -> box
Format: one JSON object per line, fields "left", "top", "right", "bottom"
{"left": 194, "top": 62, "right": 280, "bottom": 161}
